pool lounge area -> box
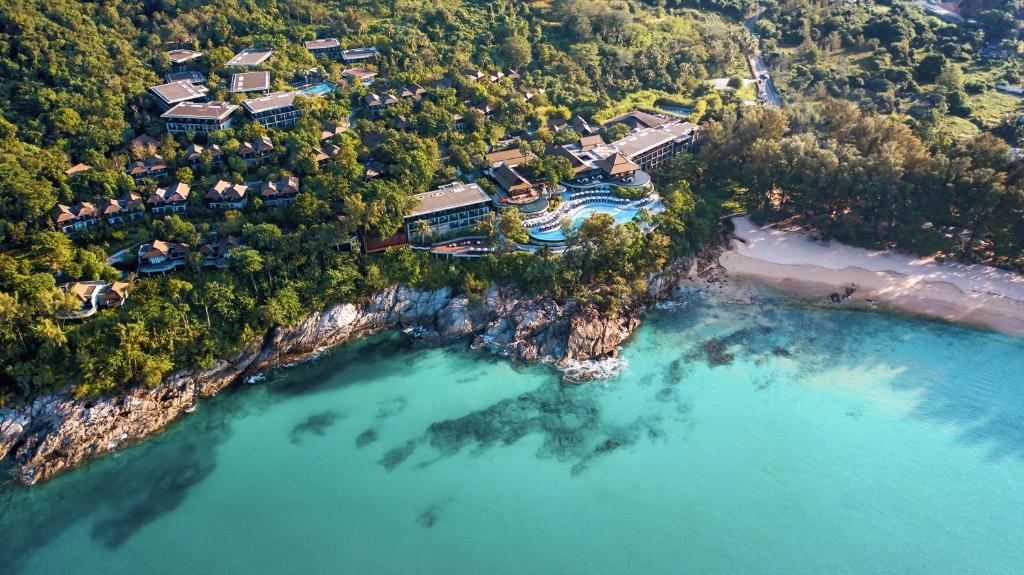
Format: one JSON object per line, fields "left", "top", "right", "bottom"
{"left": 301, "top": 82, "right": 336, "bottom": 96}
{"left": 525, "top": 191, "right": 664, "bottom": 244}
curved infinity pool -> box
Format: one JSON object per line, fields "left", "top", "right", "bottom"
{"left": 528, "top": 203, "right": 642, "bottom": 243}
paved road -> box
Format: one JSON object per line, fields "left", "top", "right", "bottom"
{"left": 742, "top": 7, "right": 783, "bottom": 107}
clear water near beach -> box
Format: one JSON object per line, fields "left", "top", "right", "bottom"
{"left": 3, "top": 291, "right": 1024, "bottom": 575}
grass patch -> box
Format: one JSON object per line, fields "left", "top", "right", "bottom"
{"left": 970, "top": 90, "right": 1023, "bottom": 128}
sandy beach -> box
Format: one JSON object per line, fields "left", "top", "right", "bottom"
{"left": 719, "top": 216, "right": 1024, "bottom": 338}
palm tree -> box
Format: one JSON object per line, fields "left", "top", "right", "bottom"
{"left": 412, "top": 219, "right": 433, "bottom": 245}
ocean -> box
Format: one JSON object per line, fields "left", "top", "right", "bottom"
{"left": 3, "top": 290, "right": 1023, "bottom": 574}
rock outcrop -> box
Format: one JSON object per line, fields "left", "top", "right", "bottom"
{"left": 0, "top": 254, "right": 710, "bottom": 485}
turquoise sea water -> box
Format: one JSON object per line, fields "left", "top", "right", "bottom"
{"left": 3, "top": 293, "right": 1024, "bottom": 574}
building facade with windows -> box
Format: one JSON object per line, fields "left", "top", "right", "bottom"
{"left": 161, "top": 102, "right": 238, "bottom": 134}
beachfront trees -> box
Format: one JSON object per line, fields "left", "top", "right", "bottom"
{"left": 701, "top": 101, "right": 1024, "bottom": 267}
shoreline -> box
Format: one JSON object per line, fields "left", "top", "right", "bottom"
{"left": 720, "top": 217, "right": 1024, "bottom": 338}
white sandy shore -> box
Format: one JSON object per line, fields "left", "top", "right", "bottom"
{"left": 719, "top": 216, "right": 1024, "bottom": 338}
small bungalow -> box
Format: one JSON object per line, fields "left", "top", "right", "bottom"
{"left": 57, "top": 281, "right": 130, "bottom": 319}
{"left": 206, "top": 180, "right": 249, "bottom": 210}
{"left": 138, "top": 240, "right": 188, "bottom": 274}
{"left": 341, "top": 68, "right": 377, "bottom": 86}
{"left": 97, "top": 193, "right": 145, "bottom": 225}
{"left": 239, "top": 136, "right": 275, "bottom": 164}
{"left": 185, "top": 143, "right": 223, "bottom": 168}
{"left": 305, "top": 38, "right": 341, "bottom": 59}
{"left": 571, "top": 115, "right": 600, "bottom": 136}
{"left": 364, "top": 159, "right": 386, "bottom": 179}
{"left": 64, "top": 163, "right": 92, "bottom": 177}
{"left": 200, "top": 235, "right": 242, "bottom": 268}
{"left": 320, "top": 122, "right": 347, "bottom": 141}
{"left": 260, "top": 176, "right": 300, "bottom": 207}
{"left": 315, "top": 144, "right": 341, "bottom": 165}
{"left": 341, "top": 47, "right": 378, "bottom": 64}
{"left": 166, "top": 49, "right": 202, "bottom": 66}
{"left": 149, "top": 182, "right": 191, "bottom": 216}
{"left": 126, "top": 154, "right": 168, "bottom": 184}
{"left": 399, "top": 84, "right": 426, "bottom": 100}
{"left": 226, "top": 48, "right": 274, "bottom": 67}
{"left": 53, "top": 202, "right": 99, "bottom": 234}
{"left": 364, "top": 93, "right": 398, "bottom": 116}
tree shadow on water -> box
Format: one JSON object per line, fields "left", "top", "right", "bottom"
{"left": 0, "top": 402, "right": 235, "bottom": 569}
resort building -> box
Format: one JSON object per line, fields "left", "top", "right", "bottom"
{"left": 165, "top": 70, "right": 206, "bottom": 84}
{"left": 485, "top": 148, "right": 534, "bottom": 168}
{"left": 315, "top": 144, "right": 340, "bottom": 165}
{"left": 57, "top": 281, "right": 130, "bottom": 319}
{"left": 230, "top": 71, "right": 270, "bottom": 94}
{"left": 239, "top": 137, "right": 274, "bottom": 164}
{"left": 594, "top": 153, "right": 641, "bottom": 181}
{"left": 64, "top": 163, "right": 92, "bottom": 177}
{"left": 491, "top": 163, "right": 543, "bottom": 204}
{"left": 602, "top": 110, "right": 673, "bottom": 131}
{"left": 341, "top": 68, "right": 377, "bottom": 86}
{"left": 399, "top": 84, "right": 426, "bottom": 100}
{"left": 320, "top": 122, "right": 346, "bottom": 141}
{"left": 571, "top": 115, "right": 600, "bottom": 135}
{"left": 610, "top": 121, "right": 700, "bottom": 170}
{"left": 243, "top": 91, "right": 303, "bottom": 128}
{"left": 405, "top": 182, "right": 492, "bottom": 241}
{"left": 148, "top": 182, "right": 191, "bottom": 216}
{"left": 149, "top": 80, "right": 208, "bottom": 110}
{"left": 126, "top": 154, "right": 168, "bottom": 184}
{"left": 553, "top": 116, "right": 700, "bottom": 182}
{"left": 463, "top": 69, "right": 487, "bottom": 83}
{"left": 52, "top": 202, "right": 98, "bottom": 234}
{"left": 305, "top": 38, "right": 341, "bottom": 59}
{"left": 199, "top": 235, "right": 242, "bottom": 269}
{"left": 226, "top": 48, "right": 274, "bottom": 67}
{"left": 138, "top": 240, "right": 188, "bottom": 274}
{"left": 130, "top": 133, "right": 159, "bottom": 151}
{"left": 206, "top": 180, "right": 249, "bottom": 210}
{"left": 97, "top": 193, "right": 145, "bottom": 226}
{"left": 161, "top": 101, "right": 238, "bottom": 134}
{"left": 364, "top": 93, "right": 398, "bottom": 116}
{"left": 185, "top": 143, "right": 223, "bottom": 168}
{"left": 165, "top": 49, "right": 202, "bottom": 68}
{"left": 341, "top": 47, "right": 378, "bottom": 64}
{"left": 259, "top": 176, "right": 300, "bottom": 207}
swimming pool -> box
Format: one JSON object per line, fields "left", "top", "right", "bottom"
{"left": 302, "top": 82, "right": 336, "bottom": 96}
{"left": 527, "top": 203, "right": 644, "bottom": 243}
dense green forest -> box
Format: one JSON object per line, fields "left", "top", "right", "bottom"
{"left": 0, "top": 0, "right": 1021, "bottom": 404}
{"left": 0, "top": 0, "right": 745, "bottom": 402}
{"left": 753, "top": 0, "right": 1023, "bottom": 142}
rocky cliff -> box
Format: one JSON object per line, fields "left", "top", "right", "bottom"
{"left": 0, "top": 254, "right": 711, "bottom": 486}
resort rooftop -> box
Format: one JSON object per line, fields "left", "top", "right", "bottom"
{"left": 166, "top": 49, "right": 202, "bottom": 64}
{"left": 230, "top": 71, "right": 270, "bottom": 93}
{"left": 243, "top": 91, "right": 301, "bottom": 114}
{"left": 304, "top": 38, "right": 340, "bottom": 50}
{"left": 150, "top": 80, "right": 208, "bottom": 105}
{"left": 609, "top": 122, "right": 699, "bottom": 158}
{"left": 409, "top": 182, "right": 491, "bottom": 218}
{"left": 161, "top": 101, "right": 238, "bottom": 120}
{"left": 165, "top": 71, "right": 206, "bottom": 84}
{"left": 226, "top": 48, "right": 274, "bottom": 67}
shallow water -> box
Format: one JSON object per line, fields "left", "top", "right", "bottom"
{"left": 3, "top": 294, "right": 1024, "bottom": 575}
